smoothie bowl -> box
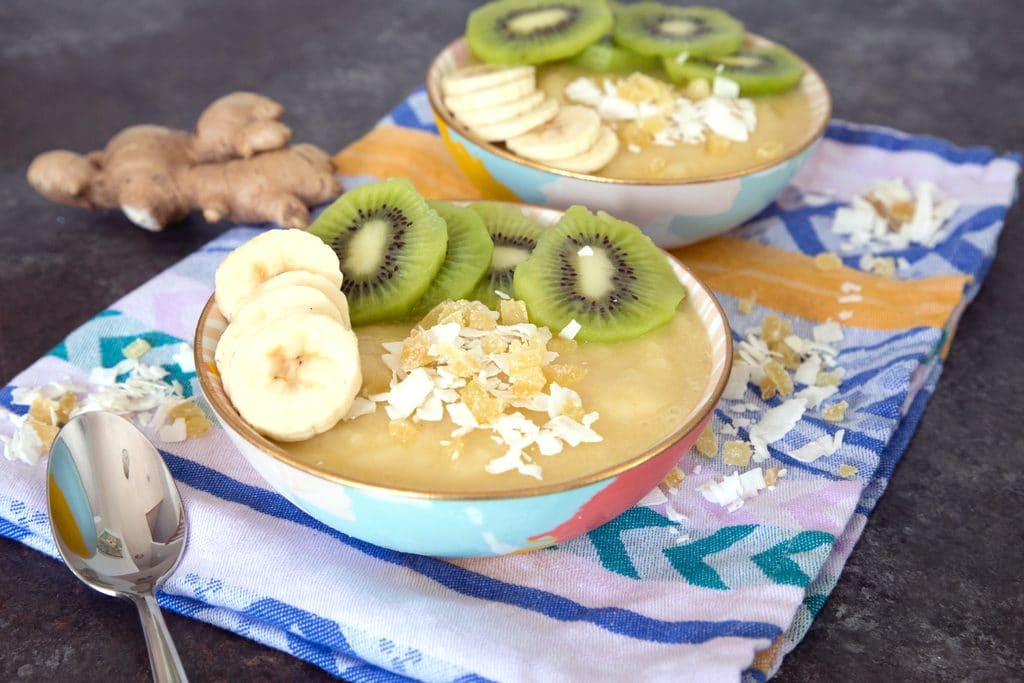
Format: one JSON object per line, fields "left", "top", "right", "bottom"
{"left": 426, "top": 0, "right": 831, "bottom": 248}
{"left": 195, "top": 182, "right": 731, "bottom": 556}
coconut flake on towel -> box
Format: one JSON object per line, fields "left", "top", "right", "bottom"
{"left": 832, "top": 178, "right": 960, "bottom": 254}
{"left": 699, "top": 468, "right": 768, "bottom": 511}
{"left": 789, "top": 429, "right": 846, "bottom": 463}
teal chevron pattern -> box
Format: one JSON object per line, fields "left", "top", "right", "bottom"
{"left": 750, "top": 531, "right": 834, "bottom": 587}
{"left": 587, "top": 507, "right": 677, "bottom": 579}
{"left": 663, "top": 525, "right": 759, "bottom": 590}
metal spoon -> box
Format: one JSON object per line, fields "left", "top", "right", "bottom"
{"left": 46, "top": 411, "right": 189, "bottom": 683}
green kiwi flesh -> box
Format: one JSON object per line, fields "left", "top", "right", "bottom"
{"left": 411, "top": 201, "right": 495, "bottom": 317}
{"left": 468, "top": 202, "right": 546, "bottom": 309}
{"left": 568, "top": 39, "right": 659, "bottom": 73}
{"left": 613, "top": 3, "right": 743, "bottom": 58}
{"left": 467, "top": 0, "right": 614, "bottom": 65}
{"left": 308, "top": 178, "right": 447, "bottom": 325}
{"left": 663, "top": 45, "right": 805, "bottom": 95}
{"left": 513, "top": 205, "right": 686, "bottom": 343}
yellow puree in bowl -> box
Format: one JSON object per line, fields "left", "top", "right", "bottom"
{"left": 281, "top": 304, "right": 713, "bottom": 494}
{"left": 537, "top": 64, "right": 815, "bottom": 182}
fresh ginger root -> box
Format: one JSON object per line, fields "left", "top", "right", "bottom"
{"left": 26, "top": 92, "right": 340, "bottom": 231}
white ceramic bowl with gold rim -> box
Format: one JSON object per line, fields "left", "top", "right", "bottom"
{"left": 426, "top": 35, "right": 831, "bottom": 248}
{"left": 194, "top": 205, "right": 733, "bottom": 557}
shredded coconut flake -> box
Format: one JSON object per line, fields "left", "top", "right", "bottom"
{"left": 558, "top": 319, "right": 582, "bottom": 340}
{"left": 699, "top": 468, "right": 767, "bottom": 511}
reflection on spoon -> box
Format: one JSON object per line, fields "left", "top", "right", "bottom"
{"left": 47, "top": 412, "right": 189, "bottom": 682}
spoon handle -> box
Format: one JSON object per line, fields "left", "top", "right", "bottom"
{"left": 132, "top": 593, "right": 188, "bottom": 683}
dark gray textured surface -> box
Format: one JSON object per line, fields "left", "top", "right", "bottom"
{"left": 1, "top": 1, "right": 1021, "bottom": 680}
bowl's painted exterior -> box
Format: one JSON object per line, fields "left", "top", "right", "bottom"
{"left": 427, "top": 38, "right": 831, "bottom": 249}
{"left": 195, "top": 208, "right": 732, "bottom": 557}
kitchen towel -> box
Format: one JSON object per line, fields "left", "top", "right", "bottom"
{"left": 1, "top": 87, "right": 1020, "bottom": 681}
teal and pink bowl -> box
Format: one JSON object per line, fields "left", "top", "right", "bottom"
{"left": 426, "top": 36, "right": 831, "bottom": 249}
{"left": 194, "top": 206, "right": 732, "bottom": 557}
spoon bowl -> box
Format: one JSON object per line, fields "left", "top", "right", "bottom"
{"left": 47, "top": 411, "right": 189, "bottom": 682}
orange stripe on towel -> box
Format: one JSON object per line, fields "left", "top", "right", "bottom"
{"left": 674, "top": 238, "right": 970, "bottom": 331}
{"left": 333, "top": 125, "right": 485, "bottom": 200}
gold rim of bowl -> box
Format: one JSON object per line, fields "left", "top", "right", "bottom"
{"left": 426, "top": 34, "right": 832, "bottom": 186}
{"left": 194, "top": 208, "right": 734, "bottom": 501}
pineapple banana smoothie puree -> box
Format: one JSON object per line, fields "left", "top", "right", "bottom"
{"left": 282, "top": 303, "right": 713, "bottom": 493}
{"left": 537, "top": 64, "right": 814, "bottom": 181}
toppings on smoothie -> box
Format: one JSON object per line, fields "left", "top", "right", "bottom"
{"left": 368, "top": 299, "right": 600, "bottom": 480}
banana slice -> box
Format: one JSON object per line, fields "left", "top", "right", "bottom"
{"left": 544, "top": 125, "right": 620, "bottom": 174}
{"left": 215, "top": 285, "right": 344, "bottom": 388}
{"left": 247, "top": 271, "right": 351, "bottom": 328}
{"left": 506, "top": 105, "right": 602, "bottom": 162}
{"left": 444, "top": 71, "right": 535, "bottom": 113}
{"left": 470, "top": 97, "right": 559, "bottom": 142}
{"left": 441, "top": 64, "right": 535, "bottom": 97}
{"left": 214, "top": 229, "right": 342, "bottom": 321}
{"left": 454, "top": 90, "right": 547, "bottom": 129}
{"left": 225, "top": 313, "right": 362, "bottom": 442}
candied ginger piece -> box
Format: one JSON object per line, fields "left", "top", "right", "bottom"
{"left": 168, "top": 400, "right": 213, "bottom": 437}
{"left": 617, "top": 72, "right": 666, "bottom": 102}
{"left": 55, "top": 392, "right": 77, "bottom": 424}
{"left": 695, "top": 424, "right": 717, "bottom": 457}
{"left": 388, "top": 418, "right": 419, "bottom": 444}
{"left": 400, "top": 328, "right": 432, "bottom": 371}
{"left": 440, "top": 345, "right": 482, "bottom": 378}
{"left": 722, "top": 440, "right": 752, "bottom": 467}
{"left": 420, "top": 300, "right": 474, "bottom": 328}
{"left": 637, "top": 115, "right": 668, "bottom": 135}
{"left": 870, "top": 256, "right": 897, "bottom": 278}
{"left": 763, "top": 467, "right": 780, "bottom": 487}
{"left": 481, "top": 332, "right": 509, "bottom": 355}
{"left": 822, "top": 400, "right": 849, "bottom": 423}
{"left": 28, "top": 397, "right": 58, "bottom": 425}
{"left": 776, "top": 343, "right": 802, "bottom": 370}
{"left": 764, "top": 360, "right": 794, "bottom": 396}
{"left": 759, "top": 376, "right": 778, "bottom": 400}
{"left": 543, "top": 363, "right": 587, "bottom": 386}
{"left": 887, "top": 199, "right": 916, "bottom": 226}
{"left": 663, "top": 466, "right": 686, "bottom": 490}
{"left": 466, "top": 301, "right": 498, "bottom": 330}
{"left": 619, "top": 121, "right": 651, "bottom": 147}
{"left": 816, "top": 371, "right": 843, "bottom": 387}
{"left": 814, "top": 252, "right": 843, "bottom": 271}
{"left": 459, "top": 379, "right": 505, "bottom": 425}
{"left": 28, "top": 418, "right": 59, "bottom": 451}
{"left": 761, "top": 315, "right": 792, "bottom": 345}
{"left": 838, "top": 464, "right": 858, "bottom": 478}
{"left": 122, "top": 338, "right": 152, "bottom": 360}
{"left": 511, "top": 366, "right": 546, "bottom": 399}
{"left": 499, "top": 299, "right": 529, "bottom": 326}
{"left": 738, "top": 294, "right": 757, "bottom": 314}
{"left": 506, "top": 338, "right": 546, "bottom": 376}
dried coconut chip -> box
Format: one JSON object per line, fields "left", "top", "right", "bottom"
{"left": 789, "top": 429, "right": 845, "bottom": 463}
{"left": 699, "top": 468, "right": 767, "bottom": 512}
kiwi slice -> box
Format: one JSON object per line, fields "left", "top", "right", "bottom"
{"left": 466, "top": 0, "right": 614, "bottom": 65}
{"left": 568, "top": 38, "right": 658, "bottom": 73}
{"left": 613, "top": 3, "right": 743, "bottom": 58}
{"left": 663, "top": 45, "right": 805, "bottom": 95}
{"left": 308, "top": 178, "right": 447, "bottom": 326}
{"left": 410, "top": 202, "right": 495, "bottom": 317}
{"left": 468, "top": 202, "right": 546, "bottom": 309}
{"left": 513, "top": 206, "right": 685, "bottom": 343}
